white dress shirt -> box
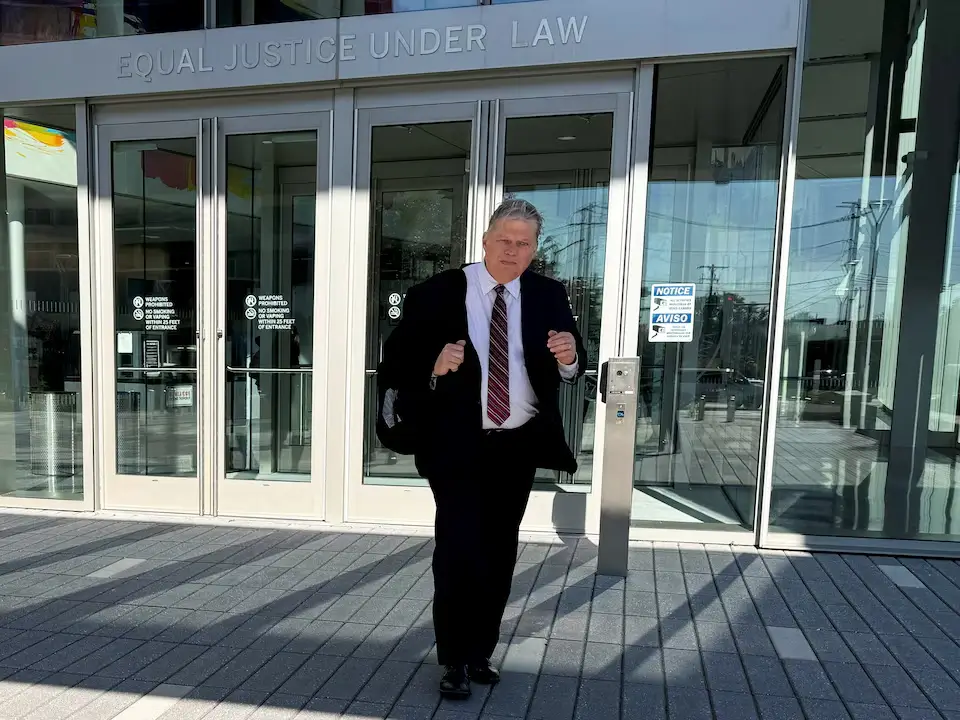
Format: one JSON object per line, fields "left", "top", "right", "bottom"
{"left": 465, "top": 262, "right": 578, "bottom": 430}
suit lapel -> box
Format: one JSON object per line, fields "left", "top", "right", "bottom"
{"left": 519, "top": 271, "right": 541, "bottom": 376}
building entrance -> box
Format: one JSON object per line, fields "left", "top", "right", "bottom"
{"left": 93, "top": 101, "right": 332, "bottom": 517}
{"left": 345, "top": 77, "right": 636, "bottom": 534}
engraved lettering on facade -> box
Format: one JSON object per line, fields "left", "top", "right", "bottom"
{"left": 264, "top": 41, "right": 282, "bottom": 67}
{"left": 176, "top": 48, "right": 196, "bottom": 73}
{"left": 420, "top": 28, "right": 441, "bottom": 55}
{"left": 241, "top": 43, "right": 260, "bottom": 69}
{"left": 339, "top": 33, "right": 356, "bottom": 61}
{"left": 445, "top": 26, "right": 463, "bottom": 54}
{"left": 156, "top": 49, "right": 175, "bottom": 76}
{"left": 116, "top": 17, "right": 589, "bottom": 82}
{"left": 135, "top": 52, "right": 154, "bottom": 82}
{"left": 317, "top": 37, "right": 336, "bottom": 63}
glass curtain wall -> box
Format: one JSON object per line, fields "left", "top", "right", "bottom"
{"left": 633, "top": 57, "right": 788, "bottom": 530}
{"left": 770, "top": 0, "right": 960, "bottom": 542}
{"left": 0, "top": 105, "right": 83, "bottom": 500}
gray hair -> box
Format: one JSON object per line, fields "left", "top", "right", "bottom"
{"left": 487, "top": 198, "right": 543, "bottom": 240}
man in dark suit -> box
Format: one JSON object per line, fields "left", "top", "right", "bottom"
{"left": 386, "top": 198, "right": 586, "bottom": 699}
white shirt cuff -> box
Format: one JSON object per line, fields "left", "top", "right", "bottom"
{"left": 558, "top": 354, "right": 579, "bottom": 381}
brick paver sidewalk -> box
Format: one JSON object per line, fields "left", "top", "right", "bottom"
{"left": 0, "top": 514, "right": 955, "bottom": 719}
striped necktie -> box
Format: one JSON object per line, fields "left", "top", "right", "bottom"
{"left": 487, "top": 284, "right": 511, "bottom": 426}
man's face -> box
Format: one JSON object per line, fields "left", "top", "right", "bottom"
{"left": 482, "top": 218, "right": 538, "bottom": 284}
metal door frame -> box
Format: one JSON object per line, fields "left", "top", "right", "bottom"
{"left": 490, "top": 91, "right": 635, "bottom": 535}
{"left": 214, "top": 111, "right": 332, "bottom": 521}
{"left": 93, "top": 119, "right": 206, "bottom": 514}
{"left": 345, "top": 101, "right": 483, "bottom": 527}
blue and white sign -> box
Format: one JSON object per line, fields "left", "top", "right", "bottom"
{"left": 649, "top": 283, "right": 696, "bottom": 343}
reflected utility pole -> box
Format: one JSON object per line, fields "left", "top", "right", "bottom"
{"left": 698, "top": 264, "right": 728, "bottom": 297}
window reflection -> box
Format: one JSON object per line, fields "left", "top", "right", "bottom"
{"left": 503, "top": 113, "right": 614, "bottom": 488}
{"left": 224, "top": 131, "right": 317, "bottom": 482}
{"left": 633, "top": 58, "right": 788, "bottom": 530}
{"left": 113, "top": 138, "right": 198, "bottom": 477}
{"left": 0, "top": 105, "right": 83, "bottom": 499}
{"left": 218, "top": 0, "right": 338, "bottom": 27}
{"left": 770, "top": 0, "right": 960, "bottom": 541}
{"left": 217, "top": 0, "right": 499, "bottom": 26}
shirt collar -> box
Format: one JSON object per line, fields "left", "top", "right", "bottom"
{"left": 478, "top": 261, "right": 521, "bottom": 299}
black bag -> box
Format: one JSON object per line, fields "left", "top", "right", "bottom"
{"left": 374, "top": 363, "right": 419, "bottom": 456}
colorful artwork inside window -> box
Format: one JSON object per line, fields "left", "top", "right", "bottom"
{"left": 0, "top": 0, "right": 202, "bottom": 46}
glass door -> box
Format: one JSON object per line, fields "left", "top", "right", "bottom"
{"left": 347, "top": 87, "right": 634, "bottom": 535}
{"left": 350, "top": 102, "right": 479, "bottom": 524}
{"left": 492, "top": 94, "right": 632, "bottom": 533}
{"left": 96, "top": 121, "right": 204, "bottom": 513}
{"left": 215, "top": 113, "right": 330, "bottom": 519}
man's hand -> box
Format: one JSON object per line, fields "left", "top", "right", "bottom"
{"left": 547, "top": 331, "right": 577, "bottom": 366}
{"left": 433, "top": 340, "right": 467, "bottom": 376}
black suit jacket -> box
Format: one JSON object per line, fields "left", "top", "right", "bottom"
{"left": 384, "top": 266, "right": 587, "bottom": 479}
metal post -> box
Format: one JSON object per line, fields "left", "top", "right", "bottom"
{"left": 726, "top": 395, "right": 737, "bottom": 423}
{"left": 597, "top": 357, "right": 640, "bottom": 578}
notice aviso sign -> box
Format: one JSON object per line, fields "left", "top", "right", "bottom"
{"left": 648, "top": 284, "right": 696, "bottom": 343}
{"left": 118, "top": 16, "right": 588, "bottom": 82}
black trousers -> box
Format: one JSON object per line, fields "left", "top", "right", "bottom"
{"left": 426, "top": 428, "right": 536, "bottom": 666}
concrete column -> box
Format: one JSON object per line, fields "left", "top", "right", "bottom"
{"left": 884, "top": 0, "right": 960, "bottom": 537}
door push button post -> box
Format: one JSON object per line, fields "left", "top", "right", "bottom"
{"left": 600, "top": 359, "right": 637, "bottom": 401}
{"left": 597, "top": 357, "right": 641, "bottom": 578}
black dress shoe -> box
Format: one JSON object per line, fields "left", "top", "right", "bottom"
{"left": 467, "top": 659, "right": 501, "bottom": 685}
{"left": 440, "top": 664, "right": 471, "bottom": 699}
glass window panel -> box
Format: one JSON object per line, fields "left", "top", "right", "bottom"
{"left": 218, "top": 0, "right": 492, "bottom": 25}
{"left": 224, "top": 131, "right": 317, "bottom": 482}
{"left": 363, "top": 120, "right": 470, "bottom": 485}
{"left": 0, "top": 105, "right": 83, "bottom": 500}
{"left": 218, "top": 0, "right": 339, "bottom": 27}
{"left": 770, "top": 0, "right": 960, "bottom": 542}
{"left": 1, "top": 1, "right": 202, "bottom": 46}
{"left": 113, "top": 137, "right": 198, "bottom": 478}
{"left": 633, "top": 58, "right": 788, "bottom": 530}
{"left": 342, "top": 0, "right": 475, "bottom": 15}
{"left": 502, "top": 113, "right": 614, "bottom": 488}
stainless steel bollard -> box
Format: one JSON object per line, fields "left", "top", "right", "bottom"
{"left": 727, "top": 394, "right": 737, "bottom": 422}
{"left": 695, "top": 395, "right": 706, "bottom": 421}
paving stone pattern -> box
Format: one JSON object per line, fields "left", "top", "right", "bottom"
{"left": 0, "top": 516, "right": 955, "bottom": 718}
